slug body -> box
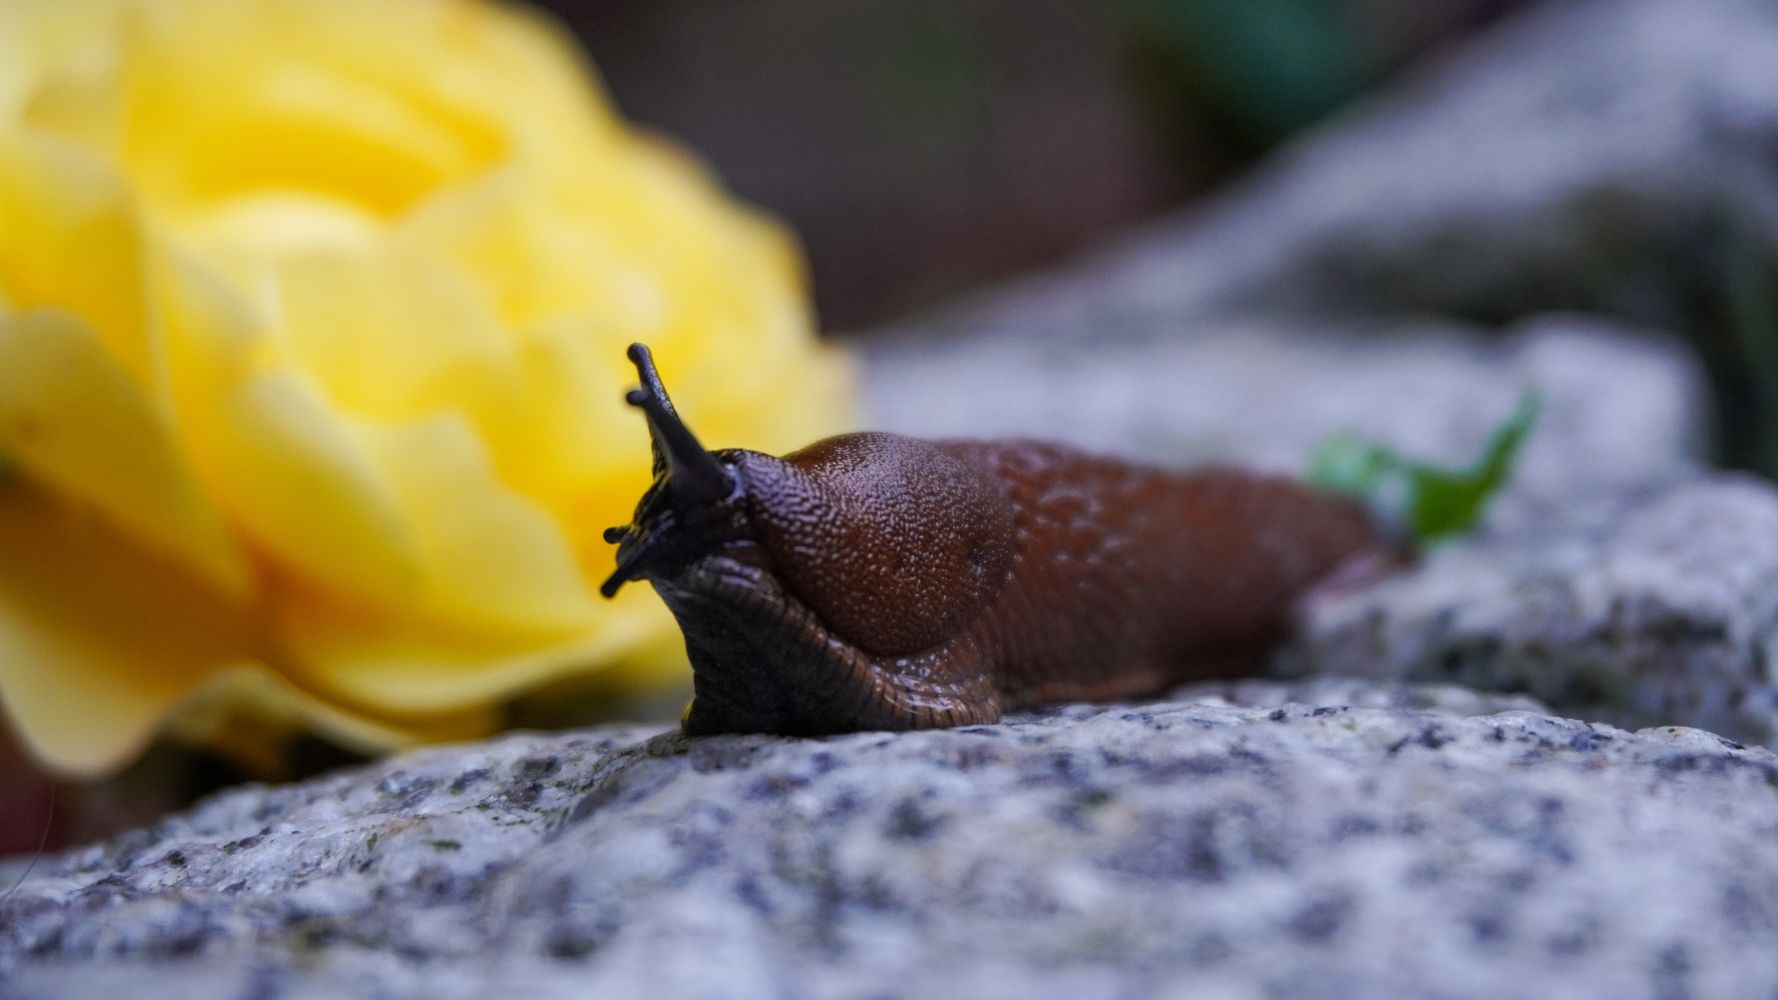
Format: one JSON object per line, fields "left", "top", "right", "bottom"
{"left": 603, "top": 345, "right": 1393, "bottom": 736}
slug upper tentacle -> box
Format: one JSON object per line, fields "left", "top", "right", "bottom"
{"left": 602, "top": 343, "right": 1394, "bottom": 735}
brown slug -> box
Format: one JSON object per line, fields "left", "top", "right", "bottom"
{"left": 601, "top": 343, "right": 1395, "bottom": 736}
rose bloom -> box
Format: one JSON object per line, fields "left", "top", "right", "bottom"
{"left": 0, "top": 0, "right": 853, "bottom": 776}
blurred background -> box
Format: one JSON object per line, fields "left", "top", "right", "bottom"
{"left": 557, "top": 0, "right": 1532, "bottom": 330}
{"left": 554, "top": 0, "right": 1778, "bottom": 494}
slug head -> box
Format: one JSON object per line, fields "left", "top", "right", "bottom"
{"left": 603, "top": 345, "right": 1016, "bottom": 730}
{"left": 599, "top": 344, "right": 747, "bottom": 599}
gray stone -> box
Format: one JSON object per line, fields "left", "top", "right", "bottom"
{"left": 864, "top": 314, "right": 1708, "bottom": 500}
{"left": 7, "top": 680, "right": 1778, "bottom": 1000}
{"left": 1289, "top": 476, "right": 1778, "bottom": 748}
{"left": 872, "top": 0, "right": 1778, "bottom": 340}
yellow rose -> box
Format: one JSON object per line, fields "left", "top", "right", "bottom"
{"left": 0, "top": 0, "right": 854, "bottom": 776}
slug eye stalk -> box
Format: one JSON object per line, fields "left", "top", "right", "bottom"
{"left": 623, "top": 343, "right": 733, "bottom": 504}
{"left": 600, "top": 343, "right": 740, "bottom": 598}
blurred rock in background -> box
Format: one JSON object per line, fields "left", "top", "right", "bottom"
{"left": 865, "top": 0, "right": 1778, "bottom": 475}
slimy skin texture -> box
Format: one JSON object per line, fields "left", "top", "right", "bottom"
{"left": 602, "top": 345, "right": 1392, "bottom": 736}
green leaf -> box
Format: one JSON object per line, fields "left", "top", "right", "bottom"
{"left": 1304, "top": 429, "right": 1395, "bottom": 497}
{"left": 1307, "top": 390, "right": 1540, "bottom": 545}
{"left": 1406, "top": 391, "right": 1540, "bottom": 541}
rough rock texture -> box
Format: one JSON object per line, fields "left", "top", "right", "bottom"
{"left": 8, "top": 680, "right": 1778, "bottom": 1000}
{"left": 1289, "top": 476, "right": 1778, "bottom": 749}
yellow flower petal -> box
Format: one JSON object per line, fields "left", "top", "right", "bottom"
{"left": 165, "top": 664, "right": 499, "bottom": 776}
{"left": 503, "top": 313, "right": 651, "bottom": 506}
{"left": 0, "top": 132, "right": 155, "bottom": 388}
{"left": 150, "top": 241, "right": 269, "bottom": 419}
{"left": 364, "top": 413, "right": 596, "bottom": 634}
{"left": 0, "top": 0, "right": 859, "bottom": 776}
{"left": 452, "top": 0, "right": 627, "bottom": 157}
{"left": 400, "top": 166, "right": 661, "bottom": 333}
{"left": 109, "top": 3, "right": 480, "bottom": 211}
{"left": 0, "top": 478, "right": 255, "bottom": 776}
{"left": 0, "top": 0, "right": 130, "bottom": 125}
{"left": 278, "top": 579, "right": 671, "bottom": 717}
{"left": 0, "top": 308, "right": 250, "bottom": 597}
{"left": 205, "top": 370, "right": 423, "bottom": 605}
{"left": 273, "top": 242, "right": 521, "bottom": 428}
{"left": 180, "top": 191, "right": 384, "bottom": 271}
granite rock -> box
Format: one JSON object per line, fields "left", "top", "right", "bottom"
{"left": 1289, "top": 476, "right": 1778, "bottom": 749}
{"left": 7, "top": 680, "right": 1778, "bottom": 1000}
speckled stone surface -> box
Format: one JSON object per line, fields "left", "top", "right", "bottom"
{"left": 1289, "top": 476, "right": 1778, "bottom": 749}
{"left": 7, "top": 680, "right": 1778, "bottom": 1000}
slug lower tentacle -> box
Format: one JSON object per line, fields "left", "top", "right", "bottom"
{"left": 603, "top": 343, "right": 1396, "bottom": 735}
